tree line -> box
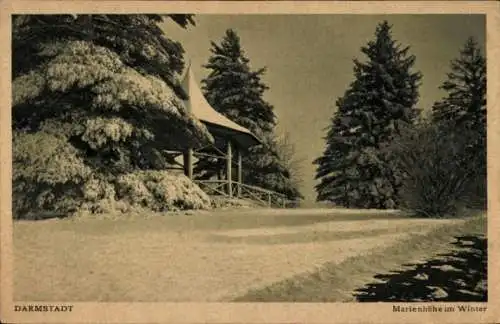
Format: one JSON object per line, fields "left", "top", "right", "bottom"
{"left": 11, "top": 15, "right": 485, "bottom": 219}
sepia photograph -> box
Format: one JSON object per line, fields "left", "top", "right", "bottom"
{"left": 1, "top": 1, "right": 499, "bottom": 323}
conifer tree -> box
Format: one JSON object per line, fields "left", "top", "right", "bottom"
{"left": 12, "top": 14, "right": 214, "bottom": 217}
{"left": 13, "top": 15, "right": 211, "bottom": 162}
{"left": 432, "top": 37, "right": 486, "bottom": 151}
{"left": 198, "top": 29, "right": 301, "bottom": 200}
{"left": 432, "top": 37, "right": 486, "bottom": 207}
{"left": 314, "top": 21, "right": 422, "bottom": 208}
{"left": 201, "top": 29, "right": 275, "bottom": 135}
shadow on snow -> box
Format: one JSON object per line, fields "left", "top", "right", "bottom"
{"left": 354, "top": 235, "right": 487, "bottom": 302}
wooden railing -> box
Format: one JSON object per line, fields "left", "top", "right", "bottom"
{"left": 194, "top": 180, "right": 228, "bottom": 197}
{"left": 194, "top": 180, "right": 295, "bottom": 208}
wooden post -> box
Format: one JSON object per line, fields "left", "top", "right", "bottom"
{"left": 183, "top": 148, "right": 193, "bottom": 179}
{"left": 237, "top": 146, "right": 242, "bottom": 198}
{"left": 268, "top": 192, "right": 271, "bottom": 207}
{"left": 181, "top": 68, "right": 193, "bottom": 181}
{"left": 226, "top": 140, "right": 232, "bottom": 198}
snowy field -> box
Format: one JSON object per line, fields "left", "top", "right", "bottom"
{"left": 13, "top": 208, "right": 463, "bottom": 302}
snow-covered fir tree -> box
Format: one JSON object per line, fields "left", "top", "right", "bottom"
{"left": 432, "top": 36, "right": 487, "bottom": 207}
{"left": 432, "top": 37, "right": 486, "bottom": 135}
{"left": 432, "top": 37, "right": 486, "bottom": 152}
{"left": 314, "top": 21, "right": 422, "bottom": 209}
{"left": 12, "top": 15, "right": 214, "bottom": 218}
{"left": 198, "top": 29, "right": 302, "bottom": 200}
{"left": 201, "top": 29, "right": 275, "bottom": 135}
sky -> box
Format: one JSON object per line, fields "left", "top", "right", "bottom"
{"left": 162, "top": 14, "right": 486, "bottom": 204}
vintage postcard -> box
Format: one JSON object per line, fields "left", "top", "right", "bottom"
{"left": 1, "top": 1, "right": 499, "bottom": 323}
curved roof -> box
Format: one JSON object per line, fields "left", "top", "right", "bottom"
{"left": 180, "top": 66, "right": 261, "bottom": 149}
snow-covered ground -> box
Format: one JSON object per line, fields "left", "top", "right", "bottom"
{"left": 13, "top": 209, "right": 462, "bottom": 302}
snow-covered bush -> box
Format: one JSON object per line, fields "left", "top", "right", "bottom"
{"left": 13, "top": 131, "right": 211, "bottom": 219}
{"left": 12, "top": 131, "right": 91, "bottom": 219}
{"left": 115, "top": 171, "right": 211, "bottom": 211}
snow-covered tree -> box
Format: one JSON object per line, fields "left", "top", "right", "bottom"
{"left": 432, "top": 36, "right": 487, "bottom": 208}
{"left": 12, "top": 15, "right": 213, "bottom": 218}
{"left": 432, "top": 37, "right": 486, "bottom": 133}
{"left": 201, "top": 29, "right": 275, "bottom": 135}
{"left": 314, "top": 21, "right": 422, "bottom": 209}
{"left": 198, "top": 29, "right": 302, "bottom": 200}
